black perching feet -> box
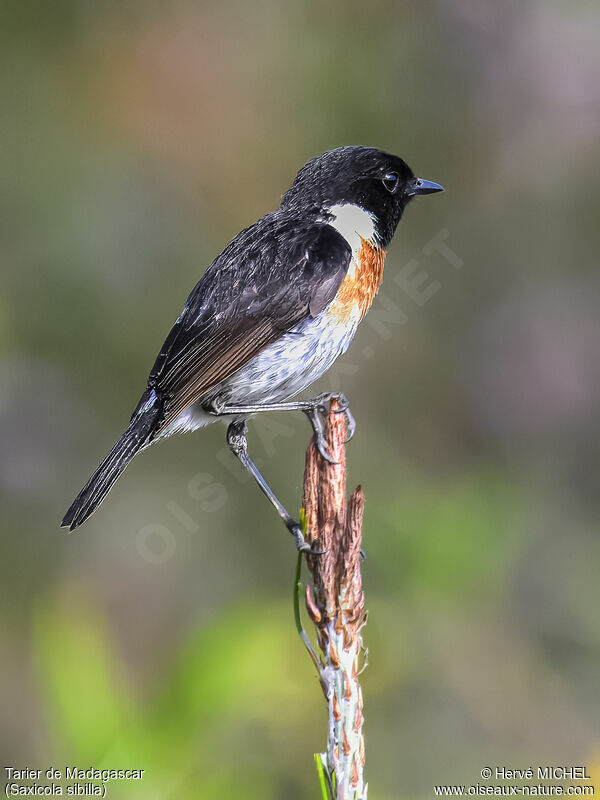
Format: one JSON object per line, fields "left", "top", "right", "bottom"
{"left": 302, "top": 392, "right": 356, "bottom": 463}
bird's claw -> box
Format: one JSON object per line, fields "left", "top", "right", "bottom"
{"left": 316, "top": 433, "right": 338, "bottom": 464}
{"left": 343, "top": 407, "right": 356, "bottom": 443}
{"left": 332, "top": 392, "right": 350, "bottom": 413}
{"left": 330, "top": 393, "right": 356, "bottom": 442}
{"left": 304, "top": 405, "right": 338, "bottom": 463}
{"left": 289, "top": 522, "right": 309, "bottom": 551}
{"left": 326, "top": 392, "right": 356, "bottom": 442}
{"left": 288, "top": 521, "right": 325, "bottom": 555}
{"left": 304, "top": 392, "right": 356, "bottom": 454}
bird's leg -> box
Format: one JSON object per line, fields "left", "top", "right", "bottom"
{"left": 226, "top": 420, "right": 319, "bottom": 553}
{"left": 211, "top": 393, "right": 355, "bottom": 463}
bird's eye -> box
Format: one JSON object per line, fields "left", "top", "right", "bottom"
{"left": 382, "top": 172, "right": 399, "bottom": 194}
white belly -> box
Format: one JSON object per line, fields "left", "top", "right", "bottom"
{"left": 160, "top": 305, "right": 361, "bottom": 436}
{"left": 223, "top": 306, "right": 360, "bottom": 404}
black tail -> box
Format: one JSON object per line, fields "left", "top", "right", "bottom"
{"left": 62, "top": 391, "right": 161, "bottom": 531}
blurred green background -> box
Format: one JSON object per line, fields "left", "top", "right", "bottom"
{"left": 1, "top": 1, "right": 599, "bottom": 797}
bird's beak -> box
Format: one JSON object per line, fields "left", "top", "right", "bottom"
{"left": 408, "top": 177, "right": 444, "bottom": 196}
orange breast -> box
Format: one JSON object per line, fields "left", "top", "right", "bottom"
{"left": 328, "top": 239, "right": 386, "bottom": 323}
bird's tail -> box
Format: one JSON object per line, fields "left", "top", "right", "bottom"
{"left": 61, "top": 389, "right": 161, "bottom": 532}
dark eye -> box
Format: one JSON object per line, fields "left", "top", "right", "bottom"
{"left": 382, "top": 172, "right": 399, "bottom": 193}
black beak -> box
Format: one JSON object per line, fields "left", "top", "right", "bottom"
{"left": 408, "top": 177, "right": 444, "bottom": 196}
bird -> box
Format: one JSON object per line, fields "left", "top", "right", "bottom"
{"left": 62, "top": 146, "right": 443, "bottom": 550}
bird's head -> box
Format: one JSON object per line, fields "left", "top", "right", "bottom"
{"left": 281, "top": 146, "right": 443, "bottom": 248}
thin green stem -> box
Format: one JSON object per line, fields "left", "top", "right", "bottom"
{"left": 293, "top": 548, "right": 321, "bottom": 673}
{"left": 314, "top": 753, "right": 333, "bottom": 800}
{"left": 293, "top": 551, "right": 303, "bottom": 637}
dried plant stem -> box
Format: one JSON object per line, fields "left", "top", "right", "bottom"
{"left": 300, "top": 399, "right": 367, "bottom": 800}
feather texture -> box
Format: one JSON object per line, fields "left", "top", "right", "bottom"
{"left": 145, "top": 217, "right": 352, "bottom": 434}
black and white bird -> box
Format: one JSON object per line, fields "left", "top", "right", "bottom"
{"left": 62, "top": 146, "right": 443, "bottom": 549}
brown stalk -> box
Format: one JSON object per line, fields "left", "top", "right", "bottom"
{"left": 302, "top": 399, "right": 367, "bottom": 799}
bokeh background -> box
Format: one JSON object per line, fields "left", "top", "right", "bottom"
{"left": 1, "top": 1, "right": 599, "bottom": 797}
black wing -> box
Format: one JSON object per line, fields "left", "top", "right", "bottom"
{"left": 140, "top": 213, "right": 352, "bottom": 433}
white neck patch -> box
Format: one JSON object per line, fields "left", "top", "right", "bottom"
{"left": 324, "top": 203, "right": 377, "bottom": 259}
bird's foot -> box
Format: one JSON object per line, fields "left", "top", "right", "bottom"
{"left": 287, "top": 520, "right": 325, "bottom": 555}
{"left": 303, "top": 392, "right": 355, "bottom": 461}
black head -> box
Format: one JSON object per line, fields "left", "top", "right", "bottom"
{"left": 281, "top": 146, "right": 443, "bottom": 247}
